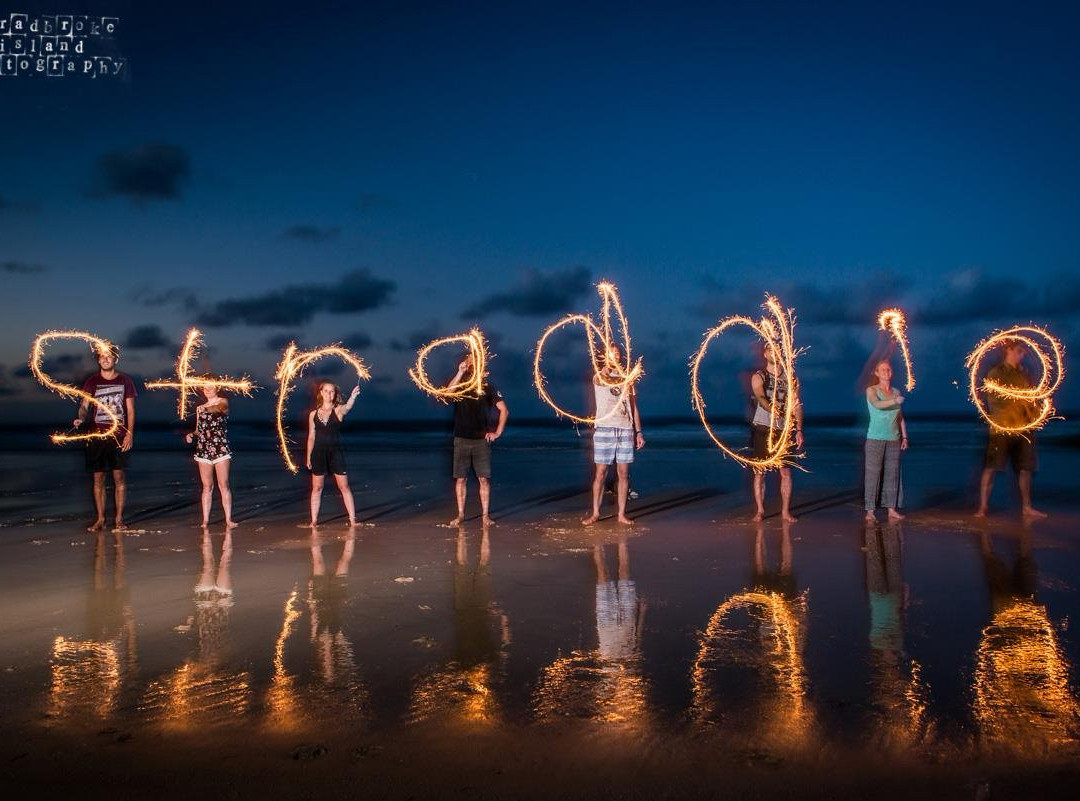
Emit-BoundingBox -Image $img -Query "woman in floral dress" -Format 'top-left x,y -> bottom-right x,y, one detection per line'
185,382 -> 237,528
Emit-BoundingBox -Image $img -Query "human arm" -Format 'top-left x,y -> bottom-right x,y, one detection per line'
899,411 -> 908,451
751,372 -> 771,414
629,386 -> 645,449
73,397 -> 89,428
336,385 -> 361,420
792,390 -> 805,450
305,411 -> 315,470
121,397 -> 135,451
866,386 -> 904,409
485,399 -> 509,442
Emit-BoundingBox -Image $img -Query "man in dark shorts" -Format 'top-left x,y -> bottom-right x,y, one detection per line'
975,340 -> 1046,519
72,344 -> 137,532
448,354 -> 508,527
749,344 -> 804,522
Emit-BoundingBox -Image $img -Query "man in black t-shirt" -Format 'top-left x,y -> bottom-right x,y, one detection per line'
448,354 -> 508,527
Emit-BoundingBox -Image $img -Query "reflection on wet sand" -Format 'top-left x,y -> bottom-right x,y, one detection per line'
533,537 -> 649,729
691,521 -> 811,751
140,529 -> 251,728
974,527 -> 1080,757
266,528 -> 366,731
48,531 -> 137,722
410,525 -> 510,725
863,522 -> 931,749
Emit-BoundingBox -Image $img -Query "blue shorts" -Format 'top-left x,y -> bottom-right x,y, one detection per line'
593,427 -> 635,465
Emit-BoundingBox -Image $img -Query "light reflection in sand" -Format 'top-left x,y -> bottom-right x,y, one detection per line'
532,538 -> 649,730
140,529 -> 251,728
409,526 -> 511,725
974,529 -> 1080,757
690,522 -> 811,750
48,532 -> 136,722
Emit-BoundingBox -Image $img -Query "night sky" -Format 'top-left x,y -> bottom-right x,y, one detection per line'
2,0 -> 1078,423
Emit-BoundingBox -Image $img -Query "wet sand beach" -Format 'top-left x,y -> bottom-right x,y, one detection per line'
1,421 -> 1078,799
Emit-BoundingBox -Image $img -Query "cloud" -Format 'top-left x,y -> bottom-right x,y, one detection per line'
94,142 -> 190,200
0,364 -> 19,396
124,325 -> 171,350
132,286 -> 200,311
14,353 -> 88,380
2,260 -> 46,274
462,266 -> 593,319
281,224 -> 342,243
389,321 -> 443,352
264,333 -> 302,352
342,331 -> 373,351
197,268 -> 396,328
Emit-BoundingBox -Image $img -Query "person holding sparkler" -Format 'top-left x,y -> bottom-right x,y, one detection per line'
582,344 -> 644,526
72,343 -> 137,532
305,381 -> 361,527
750,344 -> 803,523
864,360 -> 908,522
184,381 -> 238,529
975,340 -> 1046,520
447,352 -> 508,527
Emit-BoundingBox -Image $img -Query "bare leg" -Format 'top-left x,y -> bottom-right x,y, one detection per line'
334,474 -> 357,526
478,476 -> 493,526
195,528 -> 215,591
450,477 -> 467,526
198,460 -> 215,526
309,475 -> 325,527
780,468 -> 797,523
1018,470 -> 1047,518
616,463 -> 633,525
618,538 -> 630,580
975,468 -> 994,517
215,459 -> 236,527
583,464 -> 607,525
112,469 -> 127,530
89,472 -> 106,531
752,470 -> 765,521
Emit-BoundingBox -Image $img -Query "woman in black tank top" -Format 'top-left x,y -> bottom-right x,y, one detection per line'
305,381 -> 361,527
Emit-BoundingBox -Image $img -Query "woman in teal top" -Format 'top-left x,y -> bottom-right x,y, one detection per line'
864,360 -> 908,522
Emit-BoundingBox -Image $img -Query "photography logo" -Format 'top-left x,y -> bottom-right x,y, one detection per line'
0,13 -> 127,78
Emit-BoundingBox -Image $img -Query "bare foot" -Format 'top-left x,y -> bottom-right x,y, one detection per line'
617,515 -> 634,526
112,521 -> 129,533
448,517 -> 463,527
481,516 -> 495,527
1023,506 -> 1048,519
973,508 -> 988,519
87,519 -> 105,532
581,514 -> 599,526
225,520 -> 239,529
782,513 -> 798,523
347,519 -> 358,528
299,521 -> 317,529
887,509 -> 905,521
752,511 -> 764,522
865,511 -> 877,523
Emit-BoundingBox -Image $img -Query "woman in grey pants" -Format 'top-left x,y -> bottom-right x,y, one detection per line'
865,360 -> 908,522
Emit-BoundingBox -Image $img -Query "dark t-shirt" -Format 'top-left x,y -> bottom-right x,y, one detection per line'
81,372 -> 138,434
453,383 -> 503,439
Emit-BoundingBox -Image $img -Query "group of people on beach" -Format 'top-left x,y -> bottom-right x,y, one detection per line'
67,336 -> 1047,533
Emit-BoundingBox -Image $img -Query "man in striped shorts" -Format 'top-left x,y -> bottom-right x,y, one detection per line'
582,346 -> 644,526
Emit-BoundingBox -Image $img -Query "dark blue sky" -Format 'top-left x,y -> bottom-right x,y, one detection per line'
2,0 -> 1078,421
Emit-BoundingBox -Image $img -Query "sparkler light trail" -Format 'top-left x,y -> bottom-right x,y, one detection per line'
29,330 -> 120,444
145,328 -> 255,418
274,343 -> 371,473
877,309 -> 915,392
533,281 -> 644,425
689,295 -> 803,469
966,325 -> 1065,435
408,328 -> 490,402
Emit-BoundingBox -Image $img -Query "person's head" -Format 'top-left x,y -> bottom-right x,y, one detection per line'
1002,339 -> 1026,367
316,381 -> 341,406
201,382 -> 220,400
94,343 -> 120,373
602,344 -> 622,370
761,342 -> 778,368
871,360 -> 893,386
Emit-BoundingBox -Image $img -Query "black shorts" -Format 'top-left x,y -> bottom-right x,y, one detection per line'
453,437 -> 491,479
749,424 -> 777,460
85,437 -> 129,473
984,433 -> 1037,473
310,446 -> 347,476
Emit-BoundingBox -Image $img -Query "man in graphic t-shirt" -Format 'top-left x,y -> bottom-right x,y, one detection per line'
448,353 -> 508,527
72,344 -> 137,532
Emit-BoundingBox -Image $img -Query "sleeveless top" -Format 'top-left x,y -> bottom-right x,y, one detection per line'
194,410 -> 231,461
312,407 -> 343,450
752,369 -> 790,429
594,379 -> 634,430
866,387 -> 901,441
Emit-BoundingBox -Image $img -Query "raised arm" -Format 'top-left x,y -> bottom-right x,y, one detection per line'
866,386 -> 904,409
336,385 -> 361,420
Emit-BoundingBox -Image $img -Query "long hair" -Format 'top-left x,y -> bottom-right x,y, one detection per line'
314,381 -> 342,407
866,359 -> 891,388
